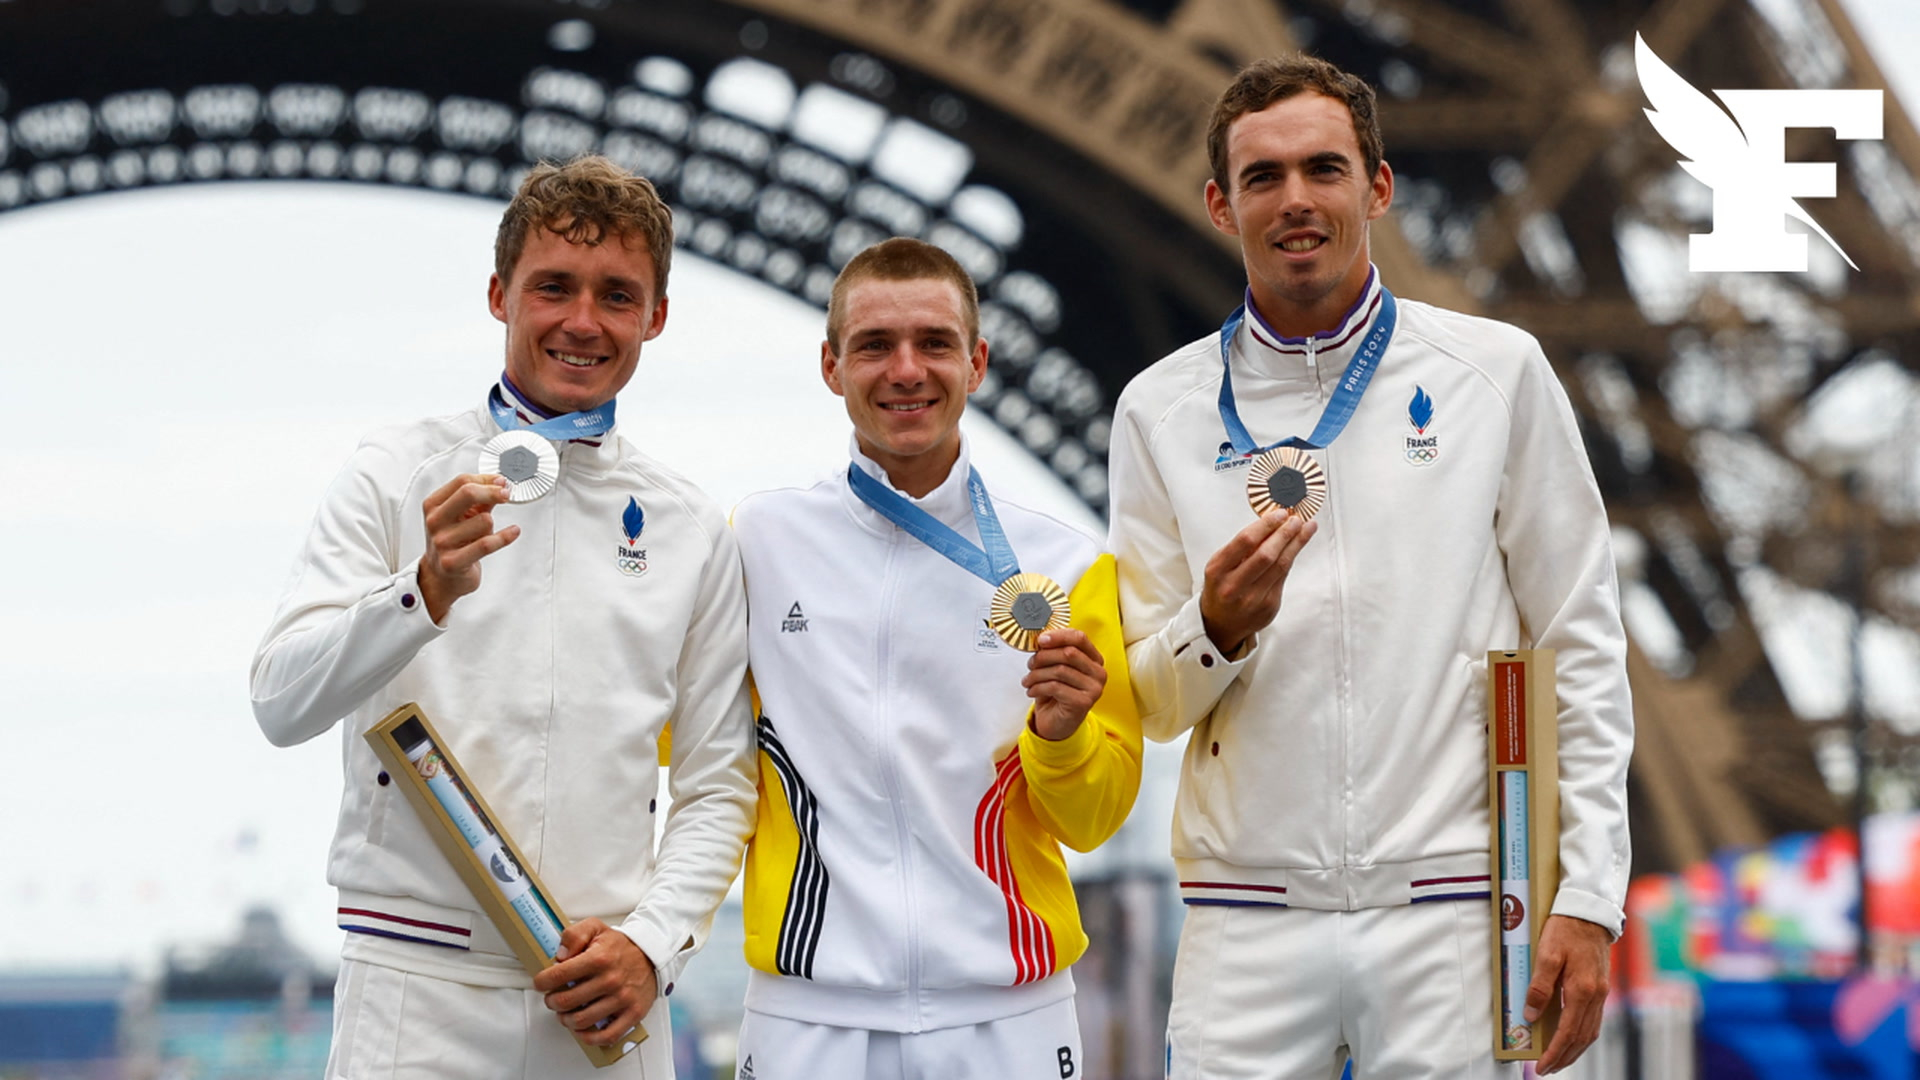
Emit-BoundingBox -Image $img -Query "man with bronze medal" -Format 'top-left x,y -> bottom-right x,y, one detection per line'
251,157 -> 756,1078
728,239 -> 1143,1079
1106,57 -> 1633,1078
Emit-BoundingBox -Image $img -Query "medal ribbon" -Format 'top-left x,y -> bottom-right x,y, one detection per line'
488,381 -> 616,441
1217,288 -> 1397,456
847,464 -> 1020,586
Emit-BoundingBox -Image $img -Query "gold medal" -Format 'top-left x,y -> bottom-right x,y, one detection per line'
987,572 -> 1070,652
1246,447 -> 1328,520
478,430 -> 560,503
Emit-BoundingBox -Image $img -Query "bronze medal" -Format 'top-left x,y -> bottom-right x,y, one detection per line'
1246,447 -> 1327,521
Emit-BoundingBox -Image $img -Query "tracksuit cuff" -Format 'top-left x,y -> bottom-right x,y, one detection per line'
617,913 -> 690,995
1021,709 -> 1100,770
1550,887 -> 1625,941
1172,595 -> 1256,677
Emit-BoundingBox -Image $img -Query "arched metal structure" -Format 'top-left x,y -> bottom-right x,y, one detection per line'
6,0 -> 1918,876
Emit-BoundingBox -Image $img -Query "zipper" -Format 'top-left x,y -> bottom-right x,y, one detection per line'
1316,342 -> 1358,891
536,441 -> 564,871
871,535 -> 923,1025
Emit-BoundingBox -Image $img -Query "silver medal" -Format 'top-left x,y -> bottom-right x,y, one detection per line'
478,429 -> 560,503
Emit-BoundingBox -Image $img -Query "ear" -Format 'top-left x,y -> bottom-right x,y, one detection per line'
487,273 -> 508,324
1204,178 -> 1240,237
821,339 -> 846,397
1366,160 -> 1394,222
965,337 -> 989,395
642,295 -> 669,342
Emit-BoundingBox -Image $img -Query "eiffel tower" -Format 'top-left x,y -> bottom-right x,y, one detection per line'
3,0 -> 1916,876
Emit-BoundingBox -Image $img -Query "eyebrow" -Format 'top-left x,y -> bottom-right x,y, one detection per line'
848,324 -> 964,342
524,268 -> 646,292
1238,150 -> 1350,183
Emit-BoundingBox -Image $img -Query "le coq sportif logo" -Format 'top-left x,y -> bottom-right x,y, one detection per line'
1636,32 -> 1882,273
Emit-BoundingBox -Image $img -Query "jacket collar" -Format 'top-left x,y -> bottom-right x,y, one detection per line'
1237,265 -> 1384,382
484,378 -> 619,466
842,432 -> 981,541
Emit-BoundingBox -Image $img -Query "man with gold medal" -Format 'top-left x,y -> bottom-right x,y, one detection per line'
1107,56 -> 1633,1079
728,238 -> 1143,1079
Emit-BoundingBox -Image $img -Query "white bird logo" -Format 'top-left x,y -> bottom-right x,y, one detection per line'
1635,32 -> 1862,270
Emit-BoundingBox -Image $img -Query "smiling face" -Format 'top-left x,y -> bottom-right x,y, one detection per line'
486,224 -> 668,416
824,276 -> 989,497
1205,91 -> 1393,338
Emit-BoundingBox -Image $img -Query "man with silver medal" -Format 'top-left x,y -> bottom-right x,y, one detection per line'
728,239 -> 1143,1080
1106,56 -> 1633,1079
250,156 -> 756,1078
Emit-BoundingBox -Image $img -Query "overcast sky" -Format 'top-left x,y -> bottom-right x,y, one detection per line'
0,0 -> 1916,974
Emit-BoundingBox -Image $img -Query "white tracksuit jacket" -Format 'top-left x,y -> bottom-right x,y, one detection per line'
250,387 -> 757,991
731,440 -> 1143,1032
1107,270 -> 1632,934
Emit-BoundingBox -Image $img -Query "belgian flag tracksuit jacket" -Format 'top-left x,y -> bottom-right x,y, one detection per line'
731,439 -> 1143,1032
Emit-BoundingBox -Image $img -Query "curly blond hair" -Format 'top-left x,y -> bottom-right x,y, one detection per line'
494,155 -> 675,295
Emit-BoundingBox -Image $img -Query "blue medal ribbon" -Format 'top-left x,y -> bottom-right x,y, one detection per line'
847,463 -> 1020,586
1217,288 -> 1397,456
487,379 -> 616,441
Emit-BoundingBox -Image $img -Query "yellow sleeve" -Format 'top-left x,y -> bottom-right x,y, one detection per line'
1017,553 -> 1145,852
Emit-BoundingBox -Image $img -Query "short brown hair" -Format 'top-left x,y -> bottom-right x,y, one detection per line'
1206,55 -> 1385,194
825,237 -> 979,354
494,155 -> 675,296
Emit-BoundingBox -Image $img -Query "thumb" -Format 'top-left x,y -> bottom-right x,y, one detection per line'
554,918 -> 599,962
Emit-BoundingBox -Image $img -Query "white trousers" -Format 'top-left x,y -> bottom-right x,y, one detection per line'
735,997 -> 1083,1080
1167,900 -> 1515,1080
323,957 -> 674,1079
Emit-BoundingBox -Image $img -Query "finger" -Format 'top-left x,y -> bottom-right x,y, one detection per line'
535,952 -> 599,997
581,1002 -> 649,1046
1024,666 -> 1104,702
543,971 -> 610,1014
1549,974 -> 1607,1073
421,473 -> 487,516
559,981 -> 629,1033
1026,645 -> 1105,682
1231,513 -> 1309,587
1536,999 -> 1598,1075
428,477 -> 513,529
557,919 -> 600,961
1523,949 -> 1563,1024
1208,511 -> 1289,575
433,505 -> 501,550
435,522 -> 521,576
1033,630 -> 1102,667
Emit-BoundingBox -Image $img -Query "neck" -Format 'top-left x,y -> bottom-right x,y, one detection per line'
859,436 -> 961,498
500,373 -> 563,419
1246,263 -> 1377,341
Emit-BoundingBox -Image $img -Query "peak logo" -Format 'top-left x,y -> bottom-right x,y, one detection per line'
1636,33 -> 1881,272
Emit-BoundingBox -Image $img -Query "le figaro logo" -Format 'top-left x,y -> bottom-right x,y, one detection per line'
616,496 -> 648,577
1636,32 -> 1881,273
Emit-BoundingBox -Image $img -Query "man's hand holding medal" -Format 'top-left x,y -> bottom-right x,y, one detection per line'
417,472 -> 522,624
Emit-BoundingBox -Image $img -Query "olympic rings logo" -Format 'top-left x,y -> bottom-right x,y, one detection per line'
617,557 -> 649,577
1405,446 -> 1440,464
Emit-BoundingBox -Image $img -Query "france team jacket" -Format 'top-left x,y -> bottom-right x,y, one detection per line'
1107,270 -> 1633,935
731,440 -> 1144,1032
249,391 -> 757,990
